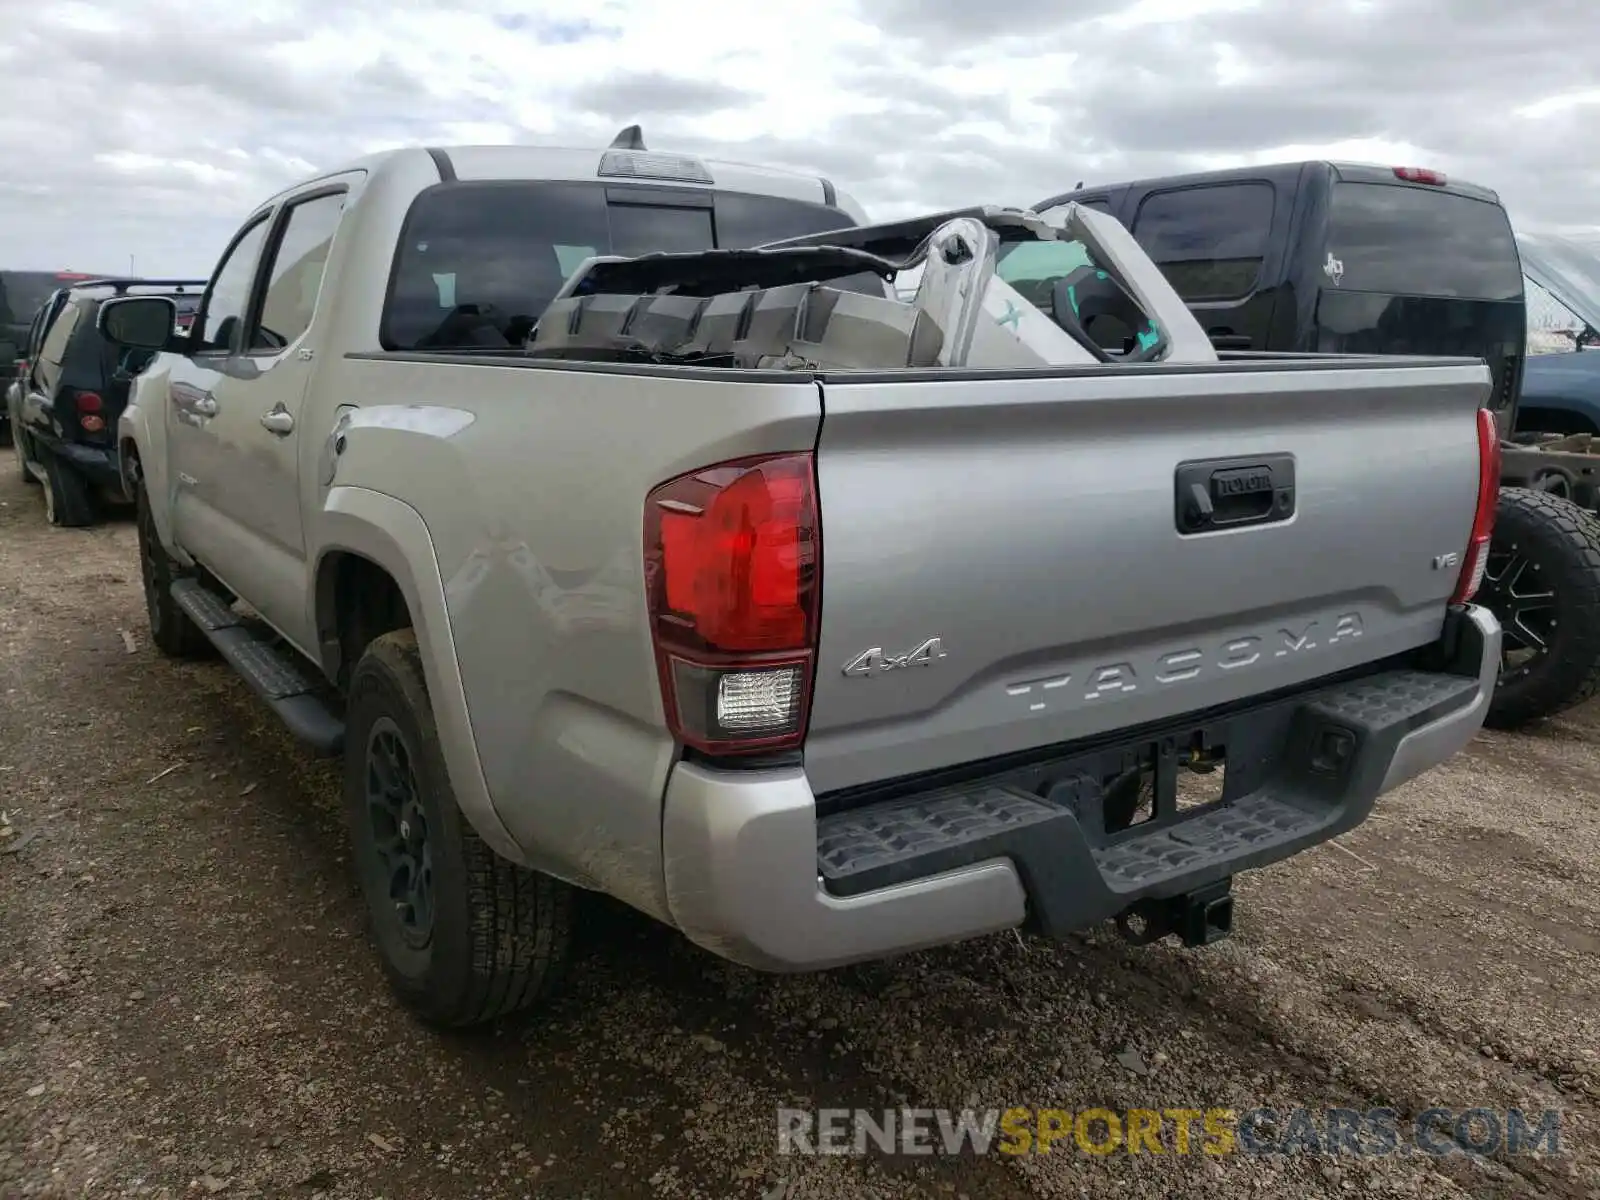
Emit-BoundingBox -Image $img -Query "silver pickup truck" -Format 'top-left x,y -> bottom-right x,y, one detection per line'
100,135 -> 1502,1029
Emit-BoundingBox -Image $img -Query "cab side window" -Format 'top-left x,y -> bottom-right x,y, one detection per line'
197,217 -> 272,354
1131,184 -> 1274,303
251,191 -> 347,352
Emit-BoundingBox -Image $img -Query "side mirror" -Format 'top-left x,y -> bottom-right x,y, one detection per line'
98,296 -> 183,351
1577,324 -> 1600,351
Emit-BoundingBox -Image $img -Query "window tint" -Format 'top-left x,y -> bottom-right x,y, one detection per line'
1132,184 -> 1274,302
386,183 -> 611,352
253,192 -> 347,351
610,204 -> 713,256
1327,183 -> 1522,301
712,192 -> 886,295
199,217 -> 271,352
382,183 -> 868,350
713,192 -> 854,249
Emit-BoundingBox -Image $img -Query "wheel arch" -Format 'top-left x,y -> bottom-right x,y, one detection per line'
315,486 -> 527,866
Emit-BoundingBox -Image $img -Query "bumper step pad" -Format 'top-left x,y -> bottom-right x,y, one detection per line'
170,579 -> 345,755
815,668 -> 1479,936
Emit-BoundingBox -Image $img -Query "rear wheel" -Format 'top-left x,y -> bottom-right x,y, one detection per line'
14,427 -> 37,485
40,451 -> 97,527
344,630 -> 572,1027
1480,487 -> 1600,729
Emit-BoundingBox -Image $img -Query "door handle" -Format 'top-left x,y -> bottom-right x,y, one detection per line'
260,405 -> 294,436
192,397 -> 218,417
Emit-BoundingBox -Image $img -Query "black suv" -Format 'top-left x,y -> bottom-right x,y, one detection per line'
1033,162 -> 1600,730
10,278 -> 204,525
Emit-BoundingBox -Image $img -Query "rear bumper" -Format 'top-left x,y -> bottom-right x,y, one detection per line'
661,604 -> 1499,972
48,441 -> 122,490
20,418 -> 122,491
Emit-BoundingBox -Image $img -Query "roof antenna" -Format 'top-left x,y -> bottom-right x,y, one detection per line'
1073,180 -> 1084,190
610,124 -> 646,151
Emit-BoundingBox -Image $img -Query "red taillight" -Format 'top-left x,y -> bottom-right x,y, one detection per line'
644,452 -> 820,754
1451,407 -> 1501,605
75,391 -> 103,413
1393,166 -> 1446,186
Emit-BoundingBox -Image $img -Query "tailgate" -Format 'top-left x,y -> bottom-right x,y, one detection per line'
803,358 -> 1490,795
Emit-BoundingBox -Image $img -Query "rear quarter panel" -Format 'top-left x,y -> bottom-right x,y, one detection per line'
313,355 -> 821,917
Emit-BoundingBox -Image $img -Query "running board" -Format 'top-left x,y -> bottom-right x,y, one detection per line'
169,578 -> 346,756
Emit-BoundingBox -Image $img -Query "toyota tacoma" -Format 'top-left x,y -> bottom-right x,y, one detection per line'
100,133 -> 1502,1028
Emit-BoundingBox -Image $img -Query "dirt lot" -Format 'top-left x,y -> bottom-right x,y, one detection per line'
2,469 -> 1599,1200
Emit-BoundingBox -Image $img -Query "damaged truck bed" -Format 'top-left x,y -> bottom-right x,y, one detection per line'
529,205 -> 1217,370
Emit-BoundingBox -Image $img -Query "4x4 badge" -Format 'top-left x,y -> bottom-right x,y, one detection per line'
842,637 -> 947,678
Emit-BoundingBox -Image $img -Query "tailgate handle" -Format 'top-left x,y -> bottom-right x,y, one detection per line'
1175,454 -> 1296,535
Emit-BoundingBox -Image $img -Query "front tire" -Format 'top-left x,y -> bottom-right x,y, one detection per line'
1480,487 -> 1600,729
344,630 -> 572,1028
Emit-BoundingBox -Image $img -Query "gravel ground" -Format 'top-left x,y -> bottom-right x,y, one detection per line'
3,467 -> 1599,1200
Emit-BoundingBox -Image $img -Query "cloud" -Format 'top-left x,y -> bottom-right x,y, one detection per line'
0,0 -> 1594,277
567,72 -> 756,122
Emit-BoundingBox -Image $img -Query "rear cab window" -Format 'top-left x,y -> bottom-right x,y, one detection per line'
1130,183 -> 1275,302
381,183 -> 863,352
1325,183 -> 1522,300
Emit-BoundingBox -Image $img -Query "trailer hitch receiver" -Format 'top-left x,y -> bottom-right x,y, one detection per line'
1114,878 -> 1234,948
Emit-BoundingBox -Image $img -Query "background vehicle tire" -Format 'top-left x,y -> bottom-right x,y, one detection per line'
344,629 -> 572,1028
136,482 -> 212,659
13,427 -> 37,485
40,451 -> 97,527
1480,487 -> 1600,729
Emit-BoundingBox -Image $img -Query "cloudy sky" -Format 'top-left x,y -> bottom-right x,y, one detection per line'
0,0 -> 1595,275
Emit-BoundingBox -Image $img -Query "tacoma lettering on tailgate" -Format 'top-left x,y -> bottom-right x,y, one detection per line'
1006,612 -> 1365,711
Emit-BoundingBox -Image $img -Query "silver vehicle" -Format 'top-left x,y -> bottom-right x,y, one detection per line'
100,133 -> 1501,1028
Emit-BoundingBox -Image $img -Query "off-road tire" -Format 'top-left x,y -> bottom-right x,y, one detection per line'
40,450 -> 97,527
344,629 -> 572,1028
135,482 -> 212,659
1482,487 -> 1600,729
